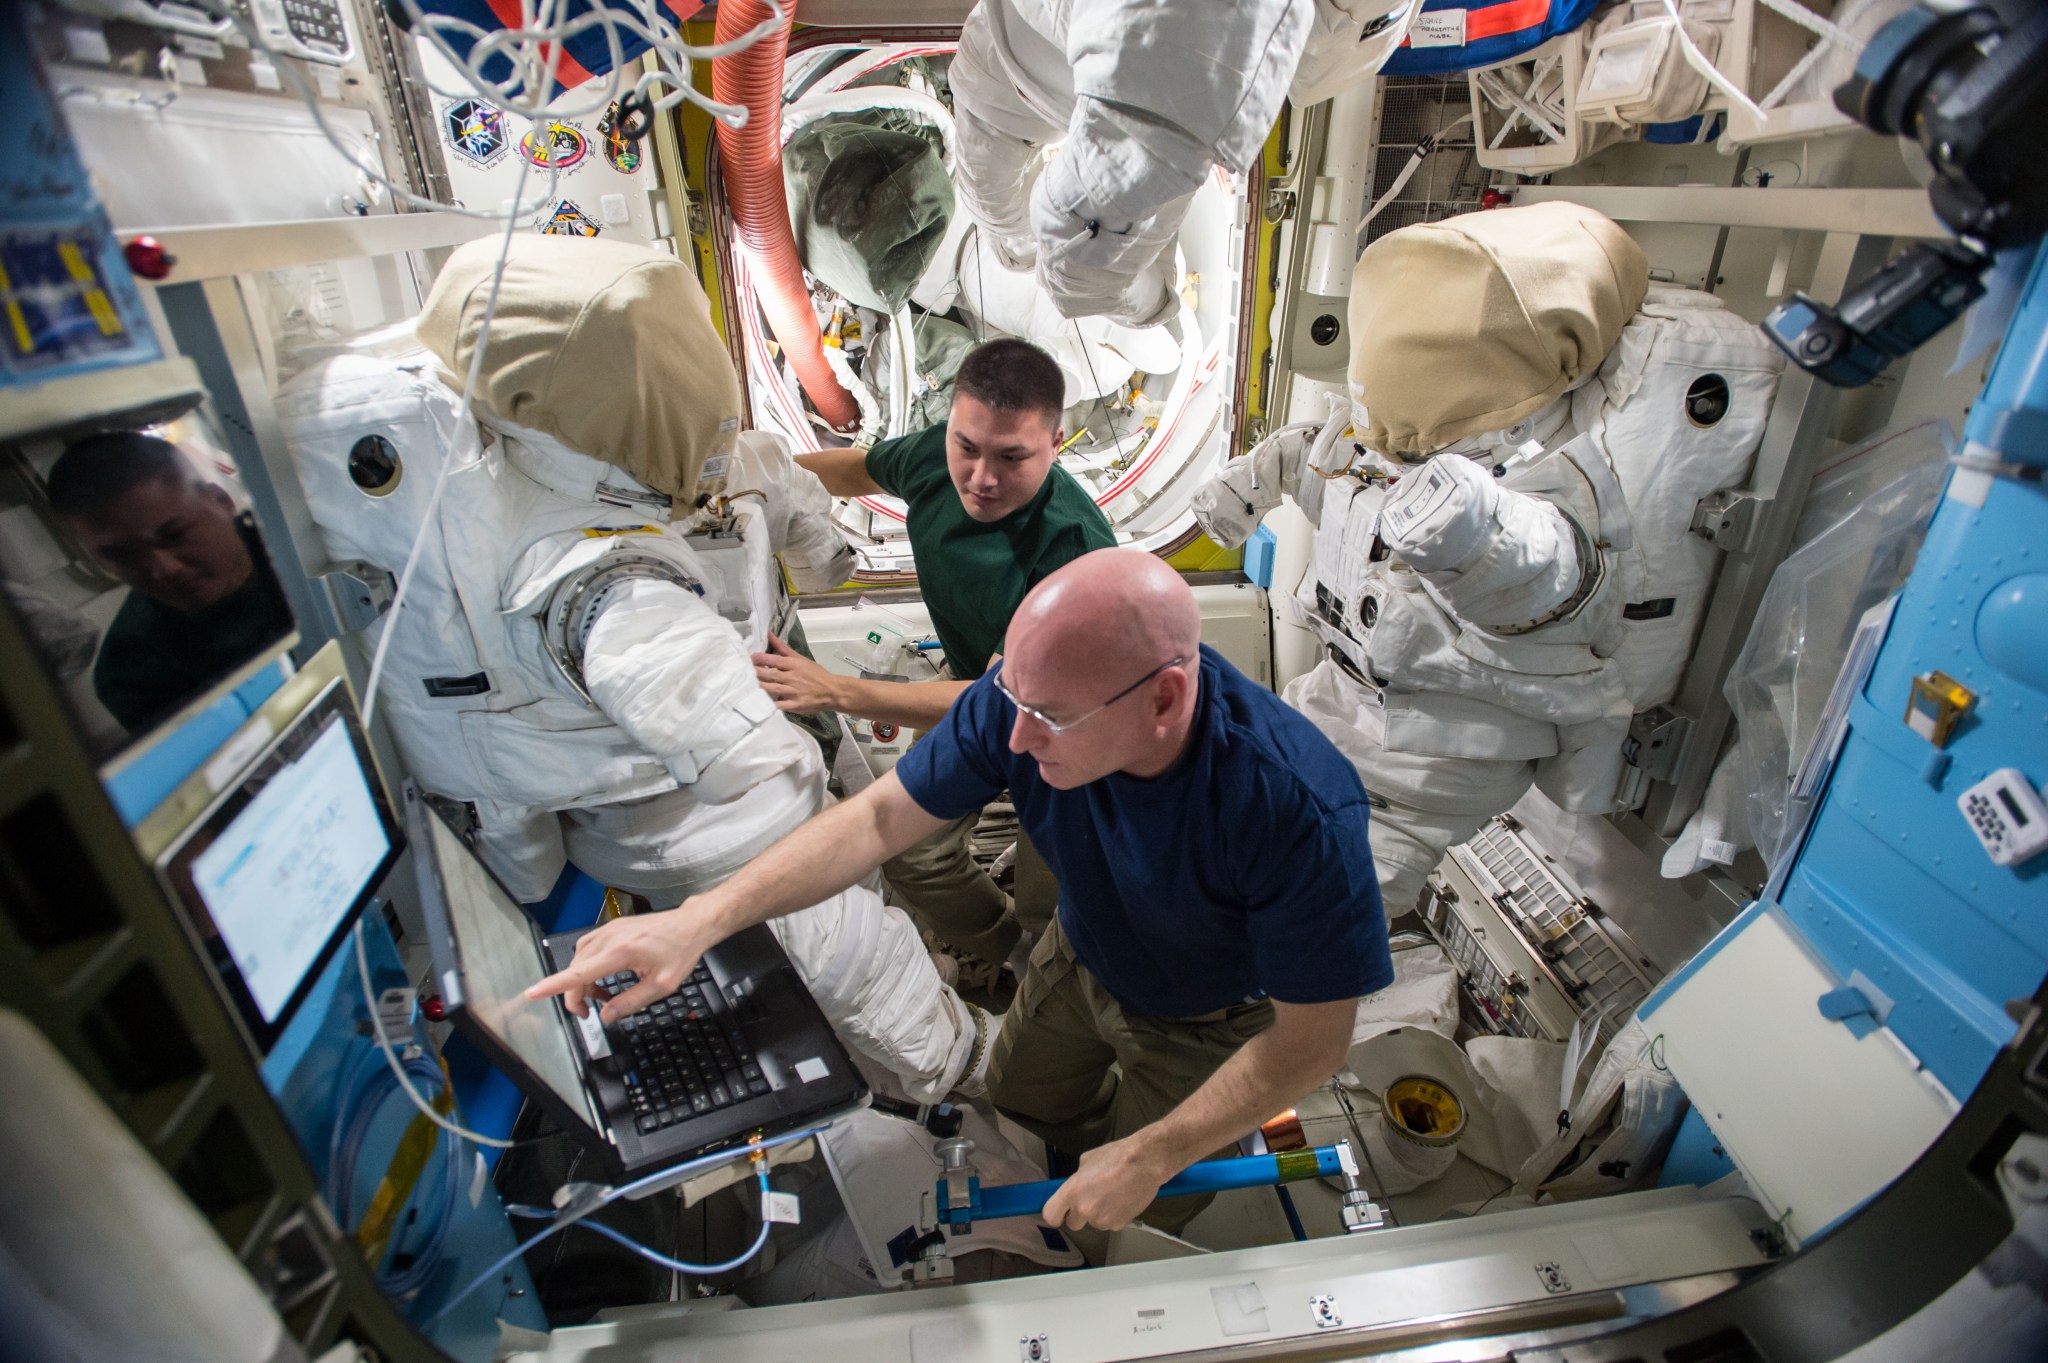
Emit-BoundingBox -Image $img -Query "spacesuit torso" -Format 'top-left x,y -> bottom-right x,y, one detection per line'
1196,285 -> 1782,906
276,332 -> 989,1103
277,338 -> 842,901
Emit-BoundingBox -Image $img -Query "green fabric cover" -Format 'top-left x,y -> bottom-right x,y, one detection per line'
864,421 -> 1116,680
784,116 -> 955,313
906,315 -> 975,429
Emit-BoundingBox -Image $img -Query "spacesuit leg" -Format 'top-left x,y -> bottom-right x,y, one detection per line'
562,764 -> 985,1102
765,885 -> 985,1105
881,812 -> 1020,968
951,1 -> 1063,272
1364,794 -> 1526,915
1283,661 -> 1538,914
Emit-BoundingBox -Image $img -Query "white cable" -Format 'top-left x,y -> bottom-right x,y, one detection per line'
190,0 -> 795,224
890,305 -> 916,436
427,1127 -> 820,1324
353,918 -> 517,1148
359,146 -> 533,728
189,0 -> 560,222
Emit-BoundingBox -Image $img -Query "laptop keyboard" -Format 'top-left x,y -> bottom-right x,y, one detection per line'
595,966 -> 772,1136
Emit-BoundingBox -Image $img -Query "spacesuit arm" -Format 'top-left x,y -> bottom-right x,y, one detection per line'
730,431 -> 858,592
1030,0 -> 1311,274
580,577 -> 813,805
1376,452 -> 1588,633
528,769 -> 946,1021
1191,399 -> 1355,547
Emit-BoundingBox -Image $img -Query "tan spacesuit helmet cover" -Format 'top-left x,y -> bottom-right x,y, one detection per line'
418,235 -> 740,502
1347,201 -> 1649,458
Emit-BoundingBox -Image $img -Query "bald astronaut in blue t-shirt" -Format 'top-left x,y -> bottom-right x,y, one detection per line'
533,548 -> 1392,1233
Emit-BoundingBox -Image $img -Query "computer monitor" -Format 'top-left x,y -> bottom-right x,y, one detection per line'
410,794 -> 601,1135
155,677 -> 403,1054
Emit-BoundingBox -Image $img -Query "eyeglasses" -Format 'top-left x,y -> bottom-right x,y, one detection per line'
993,656 -> 1186,737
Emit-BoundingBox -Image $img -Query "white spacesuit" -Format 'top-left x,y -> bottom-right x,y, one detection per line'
276,236 -> 990,1101
948,0 -> 1419,327
1193,203 -> 1783,908
948,0 -> 1314,326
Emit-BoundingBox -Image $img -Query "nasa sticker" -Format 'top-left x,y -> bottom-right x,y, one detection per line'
521,118 -> 591,174
539,200 -> 602,238
443,98 -> 510,170
598,102 -> 643,175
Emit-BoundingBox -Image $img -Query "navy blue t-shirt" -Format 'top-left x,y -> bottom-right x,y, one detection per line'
895,645 -> 1393,1017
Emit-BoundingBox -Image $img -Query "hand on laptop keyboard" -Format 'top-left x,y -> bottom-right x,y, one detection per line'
526,900 -> 730,1023
594,966 -> 774,1135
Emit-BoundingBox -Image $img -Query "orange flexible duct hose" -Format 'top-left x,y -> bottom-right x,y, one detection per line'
712,0 -> 860,433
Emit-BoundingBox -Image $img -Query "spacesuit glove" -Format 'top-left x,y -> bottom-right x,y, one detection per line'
526,897 -> 732,1024
729,432 -> 858,591
1190,420 -> 1322,548
1375,451 -> 1502,570
1039,1134 -> 1180,1234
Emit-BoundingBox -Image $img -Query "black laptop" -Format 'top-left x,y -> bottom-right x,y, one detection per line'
406,786 -> 866,1183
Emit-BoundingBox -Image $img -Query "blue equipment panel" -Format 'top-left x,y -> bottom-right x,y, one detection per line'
1763,247 -> 2048,1102
266,912 -> 546,1360
1,10 -> 163,386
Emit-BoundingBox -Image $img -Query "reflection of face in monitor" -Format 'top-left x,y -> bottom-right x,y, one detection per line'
157,680 -> 403,1053
52,432 -> 254,611
420,807 -> 598,1129
32,430 -> 295,741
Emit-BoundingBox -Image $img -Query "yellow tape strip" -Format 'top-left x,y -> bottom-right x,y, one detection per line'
4,302 -> 29,357
83,289 -> 123,337
57,241 -> 96,285
1273,1148 -> 1321,1183
354,1062 -> 461,1267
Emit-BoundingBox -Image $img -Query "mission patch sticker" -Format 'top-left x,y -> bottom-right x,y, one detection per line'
442,98 -> 509,169
538,199 -> 601,237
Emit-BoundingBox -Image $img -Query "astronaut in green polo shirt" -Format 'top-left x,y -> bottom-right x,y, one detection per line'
753,338 -> 1115,980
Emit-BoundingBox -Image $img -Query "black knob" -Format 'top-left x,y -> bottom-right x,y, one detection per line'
925,1103 -> 964,1138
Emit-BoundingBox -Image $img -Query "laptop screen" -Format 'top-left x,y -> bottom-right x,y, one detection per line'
417,803 -> 600,1133
157,679 -> 403,1053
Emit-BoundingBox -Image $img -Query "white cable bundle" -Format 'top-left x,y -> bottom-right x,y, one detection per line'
151,1 -> 795,724
170,0 -> 794,222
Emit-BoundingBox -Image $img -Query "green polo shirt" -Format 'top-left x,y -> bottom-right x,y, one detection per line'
866,422 -> 1115,680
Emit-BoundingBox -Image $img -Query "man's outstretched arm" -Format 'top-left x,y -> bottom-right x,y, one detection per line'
796,448 -> 884,498
526,770 -> 945,1022
753,633 -> 972,730
1039,996 -> 1357,1233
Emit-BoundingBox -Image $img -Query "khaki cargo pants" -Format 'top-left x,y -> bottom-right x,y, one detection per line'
882,802 -> 1058,968
986,917 -> 1275,1234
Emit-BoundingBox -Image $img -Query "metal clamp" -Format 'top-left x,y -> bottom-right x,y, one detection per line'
1690,490 -> 1768,552
1622,707 -> 1693,783
318,561 -> 395,633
